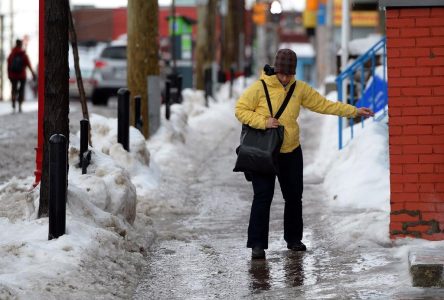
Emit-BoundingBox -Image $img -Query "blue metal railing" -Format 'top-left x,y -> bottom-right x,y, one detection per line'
336,37 -> 387,150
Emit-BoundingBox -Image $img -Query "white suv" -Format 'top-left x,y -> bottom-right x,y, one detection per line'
91,40 -> 127,105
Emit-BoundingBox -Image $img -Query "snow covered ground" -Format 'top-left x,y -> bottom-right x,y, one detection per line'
0,78 -> 443,298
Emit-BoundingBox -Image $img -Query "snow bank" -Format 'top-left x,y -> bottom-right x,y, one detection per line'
304,90 -> 390,248
323,119 -> 390,211
0,114 -> 151,295
0,216 -> 126,297
305,91 -> 390,212
339,33 -> 383,56
0,79 -> 242,299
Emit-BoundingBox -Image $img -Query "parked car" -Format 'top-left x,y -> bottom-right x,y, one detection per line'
69,68 -> 95,99
90,40 -> 127,105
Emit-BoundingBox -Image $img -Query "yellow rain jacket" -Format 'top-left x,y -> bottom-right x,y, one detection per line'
235,73 -> 358,153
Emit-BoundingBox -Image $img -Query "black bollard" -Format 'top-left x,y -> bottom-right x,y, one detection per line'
82,150 -> 91,175
165,80 -> 171,120
79,119 -> 89,167
217,68 -> 226,83
48,134 -> 67,240
134,95 -> 143,131
204,67 -> 212,107
117,88 -> 130,151
230,67 -> 235,98
244,64 -> 251,88
167,73 -> 179,104
177,74 -> 183,104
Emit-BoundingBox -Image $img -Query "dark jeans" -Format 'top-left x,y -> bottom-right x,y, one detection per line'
11,79 -> 26,107
247,146 -> 303,249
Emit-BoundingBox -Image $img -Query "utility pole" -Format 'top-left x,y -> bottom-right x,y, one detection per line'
195,0 -> 208,90
127,0 -> 159,138
222,0 -> 238,72
315,0 -> 327,85
341,0 -> 351,103
219,0 -> 227,75
237,0 -> 245,74
326,0 -> 335,76
316,0 -> 336,83
252,1 -> 267,74
170,0 -> 176,72
269,0 -> 281,66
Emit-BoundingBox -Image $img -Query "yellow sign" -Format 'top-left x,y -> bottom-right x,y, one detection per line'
252,3 -> 268,25
333,11 -> 379,27
306,0 -> 319,11
303,10 -> 317,28
333,0 -> 378,27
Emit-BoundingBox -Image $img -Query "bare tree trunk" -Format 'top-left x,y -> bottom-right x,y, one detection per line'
194,2 -> 207,90
205,0 -> 217,65
236,0 -> 245,72
68,7 -> 91,145
127,0 -> 159,138
38,0 -> 70,218
222,0 -> 243,72
195,0 -> 217,90
222,0 -> 234,71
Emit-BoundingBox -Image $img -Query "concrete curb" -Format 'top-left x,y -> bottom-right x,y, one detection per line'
409,248 -> 444,288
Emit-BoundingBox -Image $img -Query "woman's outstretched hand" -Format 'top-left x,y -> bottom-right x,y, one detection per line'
356,107 -> 375,118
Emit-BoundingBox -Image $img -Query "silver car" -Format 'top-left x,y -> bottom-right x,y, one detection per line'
91,40 -> 127,105
69,68 -> 95,99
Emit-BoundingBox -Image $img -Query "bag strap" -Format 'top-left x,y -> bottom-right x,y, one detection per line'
260,80 -> 273,116
275,82 -> 296,119
260,80 -> 296,120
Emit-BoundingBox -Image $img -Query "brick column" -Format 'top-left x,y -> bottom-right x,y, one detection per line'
386,7 -> 444,240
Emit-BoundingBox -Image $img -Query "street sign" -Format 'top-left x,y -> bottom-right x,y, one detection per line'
252,3 -> 267,25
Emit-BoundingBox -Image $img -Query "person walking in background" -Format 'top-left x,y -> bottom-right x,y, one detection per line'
7,39 -> 36,113
235,49 -> 374,259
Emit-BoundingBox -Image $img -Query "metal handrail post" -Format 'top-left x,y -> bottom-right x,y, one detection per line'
349,73 -> 354,140
360,64 -> 365,128
337,77 -> 343,150
371,53 -> 376,121
383,40 -> 387,116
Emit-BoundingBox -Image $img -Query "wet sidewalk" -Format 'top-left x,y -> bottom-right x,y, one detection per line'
133,108 -> 444,299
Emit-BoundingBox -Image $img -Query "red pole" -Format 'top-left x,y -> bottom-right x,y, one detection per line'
34,0 -> 45,187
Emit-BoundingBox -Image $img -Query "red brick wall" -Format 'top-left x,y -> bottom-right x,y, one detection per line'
112,8 -> 127,40
72,9 -> 115,43
386,7 -> 444,240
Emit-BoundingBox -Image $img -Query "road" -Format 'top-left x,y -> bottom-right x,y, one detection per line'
0,98 -> 117,185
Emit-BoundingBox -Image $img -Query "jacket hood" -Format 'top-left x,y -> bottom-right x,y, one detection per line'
259,70 -> 296,89
11,47 -> 25,55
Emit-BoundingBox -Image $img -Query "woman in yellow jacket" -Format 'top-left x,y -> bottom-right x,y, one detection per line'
235,49 -> 374,259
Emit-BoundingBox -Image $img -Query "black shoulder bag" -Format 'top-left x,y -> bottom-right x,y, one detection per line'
233,80 -> 296,176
